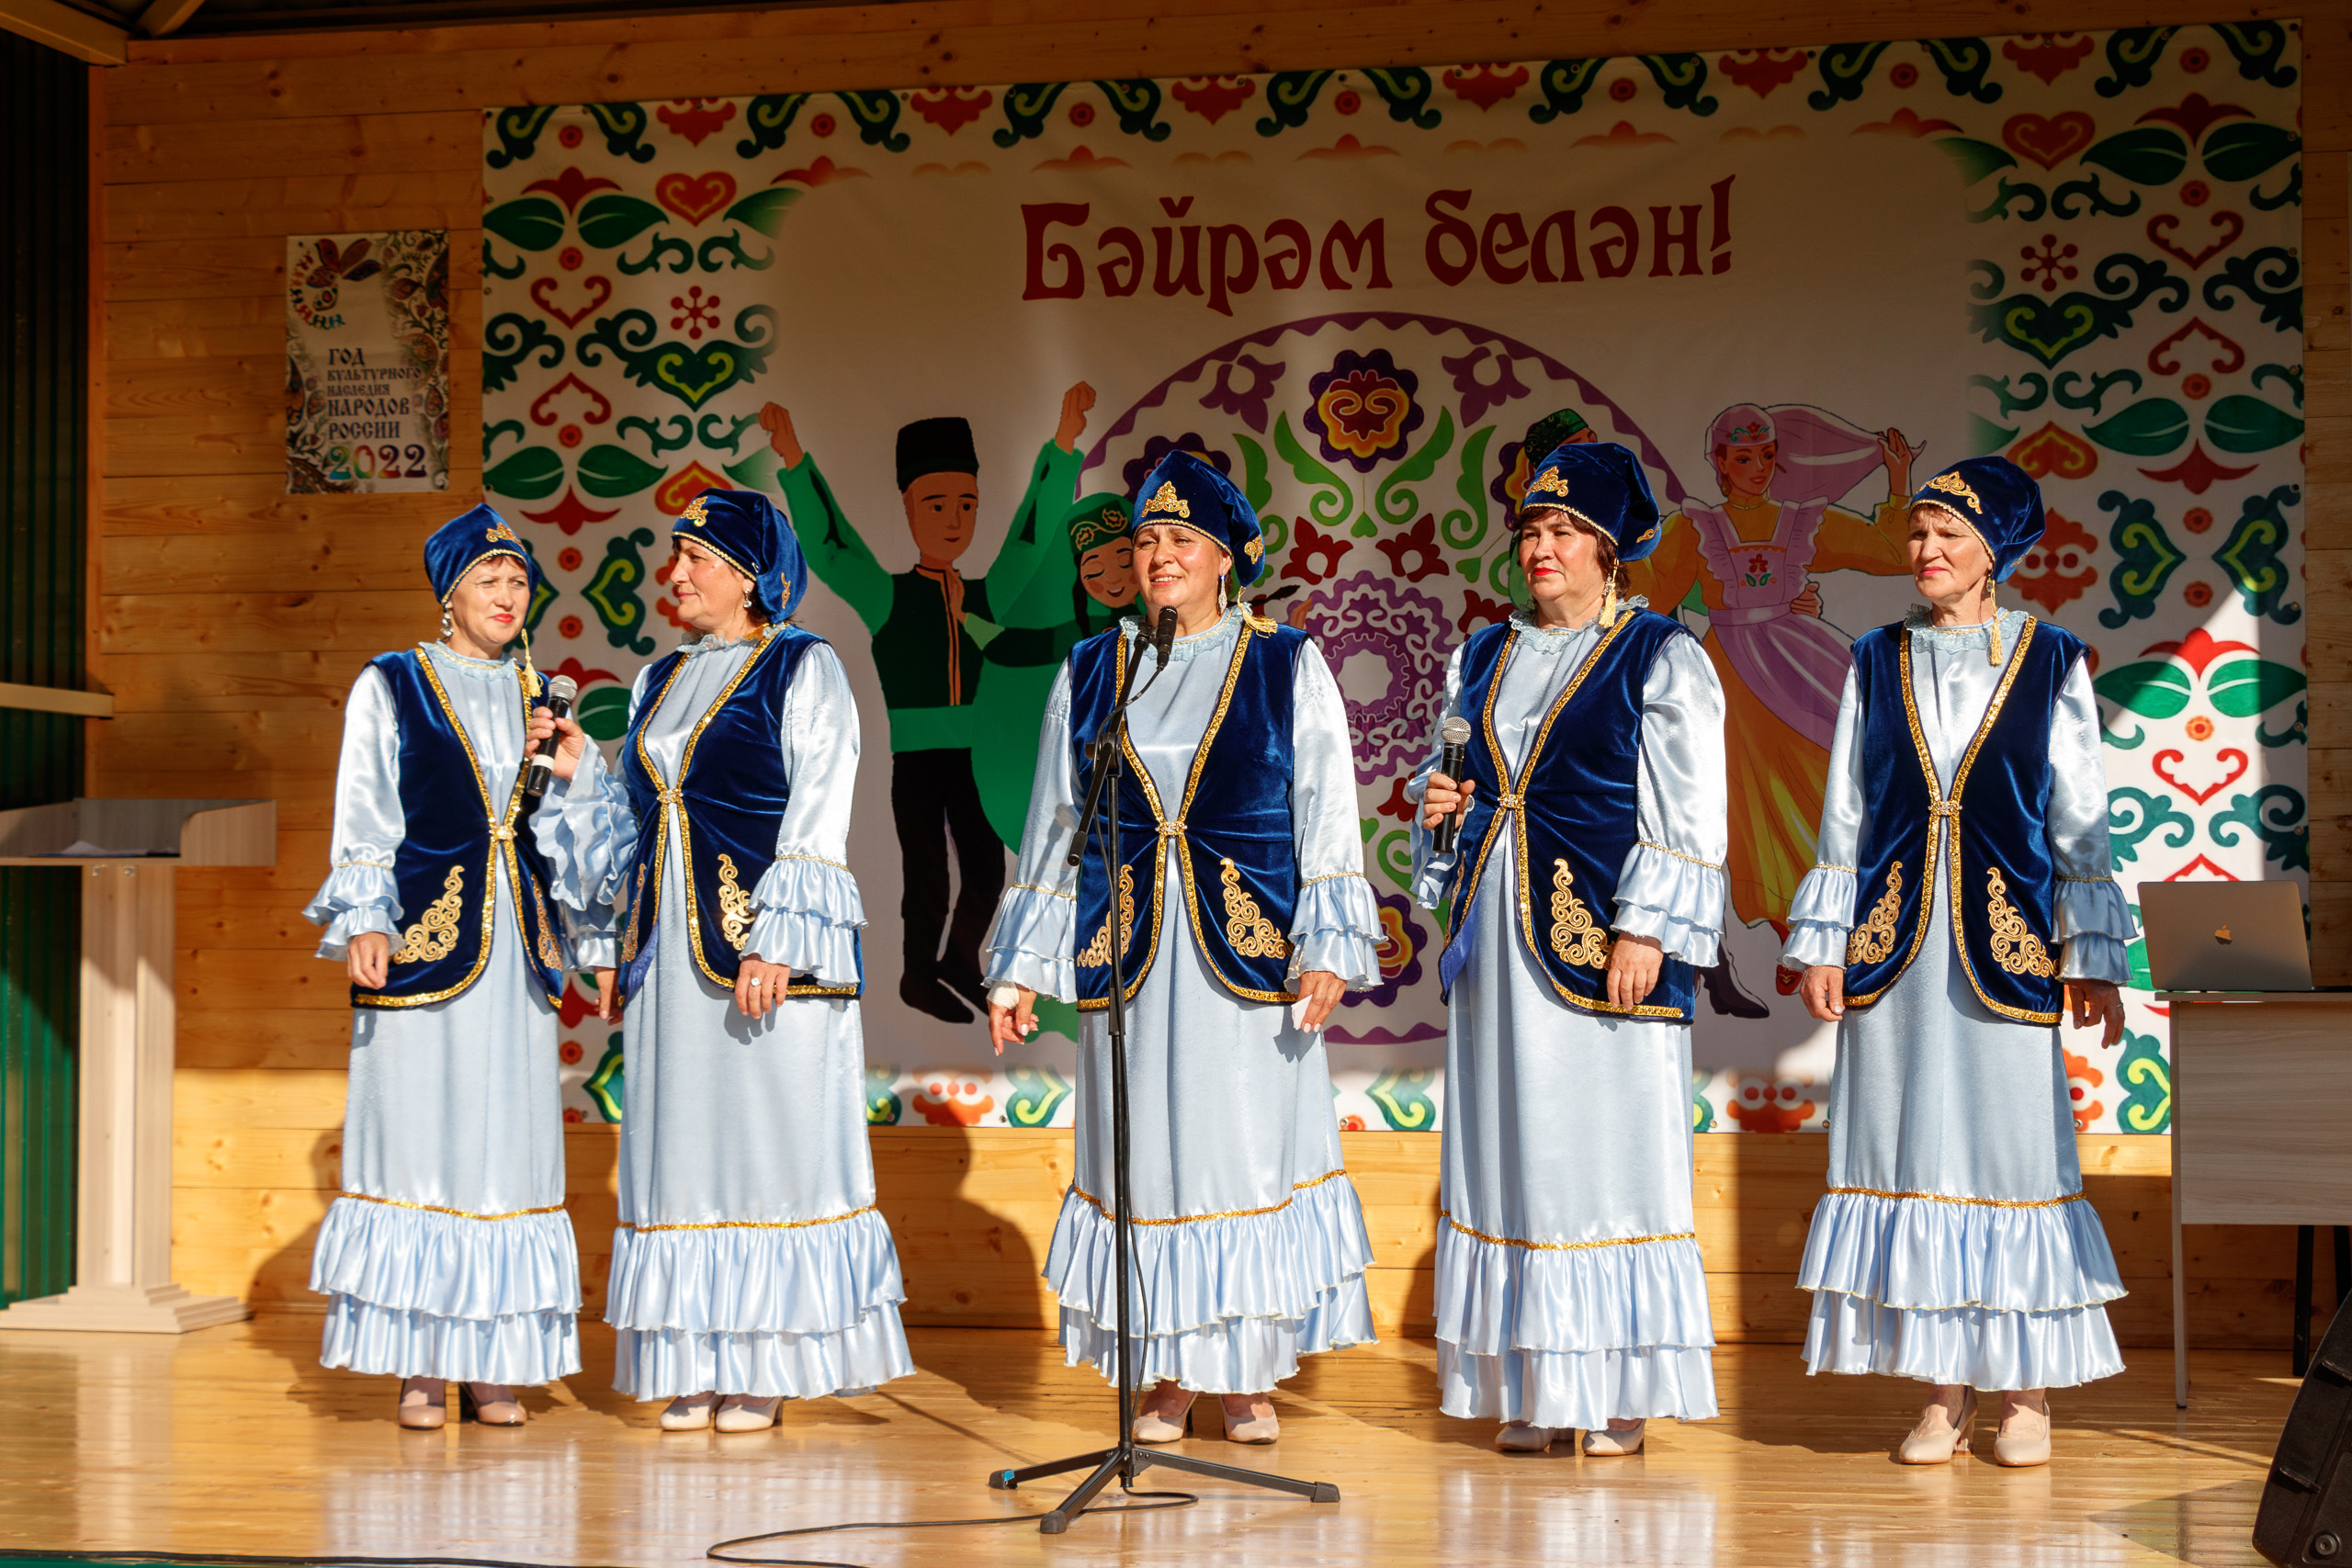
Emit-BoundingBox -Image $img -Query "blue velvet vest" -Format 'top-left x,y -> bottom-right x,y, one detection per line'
1069,615 -> 1306,1009
1842,615 -> 2078,1025
616,626 -> 862,1002
358,649 -> 568,1010
1439,610 -> 1696,1022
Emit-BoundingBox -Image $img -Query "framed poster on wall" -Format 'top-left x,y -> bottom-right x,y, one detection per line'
286,229 -> 451,493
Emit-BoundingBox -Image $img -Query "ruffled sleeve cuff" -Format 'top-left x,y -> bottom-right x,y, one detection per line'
1611,841 -> 1726,968
2055,874 -> 2138,944
1780,864 -> 1859,972
303,863 -> 401,960
529,748 -> 630,913
983,882 -> 1079,1002
1289,873 -> 1383,988
2061,931 -> 2131,984
742,856 -> 866,987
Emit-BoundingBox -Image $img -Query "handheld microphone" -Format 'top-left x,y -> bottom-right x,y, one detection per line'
1432,715 -> 1474,855
521,674 -> 578,804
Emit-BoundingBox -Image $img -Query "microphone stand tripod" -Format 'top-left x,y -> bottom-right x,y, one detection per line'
986,616 -> 1340,1535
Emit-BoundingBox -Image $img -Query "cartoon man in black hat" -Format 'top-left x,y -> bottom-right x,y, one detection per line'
759,386 -> 1092,1023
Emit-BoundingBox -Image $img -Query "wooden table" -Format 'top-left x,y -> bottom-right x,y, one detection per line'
2166,990 -> 2352,1406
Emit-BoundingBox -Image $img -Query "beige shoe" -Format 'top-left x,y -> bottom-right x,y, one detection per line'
1220,1393 -> 1278,1444
1583,1419 -> 1646,1457
1896,1386 -> 1975,1465
396,1377 -> 447,1430
1133,1381 -> 1194,1444
715,1394 -> 782,1433
1495,1421 -> 1556,1453
659,1392 -> 717,1431
1993,1391 -> 2052,1468
462,1383 -> 526,1427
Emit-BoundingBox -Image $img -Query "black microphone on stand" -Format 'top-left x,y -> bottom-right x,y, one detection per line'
1432,715 -> 1473,855
1065,606 -> 1179,867
521,674 -> 577,804
1146,602 -> 1178,664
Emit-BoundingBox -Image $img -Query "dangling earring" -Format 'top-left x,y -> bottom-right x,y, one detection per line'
1600,577 -> 1620,630
438,605 -> 454,640
741,587 -> 752,608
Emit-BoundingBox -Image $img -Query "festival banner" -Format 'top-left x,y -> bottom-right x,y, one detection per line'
287,230 -> 453,493
482,24 -> 2306,1134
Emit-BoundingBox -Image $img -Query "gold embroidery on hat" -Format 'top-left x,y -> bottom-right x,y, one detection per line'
1546,860 -> 1611,969
1243,535 -> 1263,563
484,518 -> 524,546
1985,865 -> 2055,977
1219,858 -> 1291,960
391,866 -> 466,964
1143,480 -> 1190,521
1847,860 -> 1905,966
680,496 -> 710,527
715,852 -> 754,952
1528,468 -> 1574,498
1077,865 -> 1137,966
1925,471 -> 1983,513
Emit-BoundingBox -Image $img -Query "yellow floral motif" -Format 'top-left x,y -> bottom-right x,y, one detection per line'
1985,866 -> 2056,977
1142,480 -> 1190,522
1220,858 -> 1291,960
391,866 -> 465,964
1847,861 -> 1905,965
715,852 -> 755,951
680,496 -> 709,527
1077,866 -> 1137,966
1925,470 -> 1983,513
1546,859 -> 1611,969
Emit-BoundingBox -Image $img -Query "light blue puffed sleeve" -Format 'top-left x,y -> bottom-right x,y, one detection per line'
304,664 -> 404,960
527,666 -> 650,970
742,643 -> 867,987
1611,632 -> 1729,966
1287,640 -> 1381,987
2049,654 -> 2136,982
1405,643 -> 1468,912
1781,666 -> 1867,972
980,661 -> 1081,1001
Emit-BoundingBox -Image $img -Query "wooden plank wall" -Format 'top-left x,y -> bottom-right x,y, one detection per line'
94,0 -> 2349,1343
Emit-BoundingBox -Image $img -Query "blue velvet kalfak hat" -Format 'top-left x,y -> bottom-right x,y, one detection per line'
1129,449 -> 1267,585
1518,441 -> 1665,563
674,487 -> 808,621
424,503 -> 541,604
1908,457 -> 2045,582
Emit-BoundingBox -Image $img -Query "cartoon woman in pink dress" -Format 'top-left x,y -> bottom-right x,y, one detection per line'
1628,404 -> 1917,957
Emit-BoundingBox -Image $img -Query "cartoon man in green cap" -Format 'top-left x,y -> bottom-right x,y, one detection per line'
758,386 -> 1092,1023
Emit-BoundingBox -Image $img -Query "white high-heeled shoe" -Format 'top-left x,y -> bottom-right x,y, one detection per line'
660,1392 -> 718,1431
1583,1419 -> 1645,1457
1220,1393 -> 1278,1444
715,1393 -> 782,1433
1896,1386 -> 1975,1465
1994,1391 -> 2052,1467
463,1383 -> 526,1427
1494,1421 -> 1556,1453
397,1377 -> 446,1430
1133,1383 -> 1194,1444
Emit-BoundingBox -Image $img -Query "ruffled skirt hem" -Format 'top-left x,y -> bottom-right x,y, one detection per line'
1055,1277 -> 1376,1393
318,1296 -> 582,1385
613,1309 -> 915,1401
1436,1340 -> 1718,1428
1801,1289 -> 2125,1390
1435,1224 -> 1716,1356
1797,1189 -> 2126,1314
605,1208 -> 907,1336
308,1197 -> 582,1319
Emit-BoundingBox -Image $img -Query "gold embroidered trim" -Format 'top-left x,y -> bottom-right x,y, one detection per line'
622,1202 -> 876,1233
1846,860 -> 1904,966
2057,873 -> 2115,885
530,880 -> 564,970
715,852 -> 755,952
1812,862 -> 1858,875
620,861 -> 649,967
1142,479 -> 1190,521
1442,1212 -> 1697,1252
1825,1186 -> 2085,1209
1922,470 -> 1983,513
391,866 -> 466,964
1985,865 -> 2056,977
1545,859 -> 1611,969
1219,858 -> 1291,960
1076,865 -> 1136,967
770,852 -> 848,872
336,858 -> 395,870
1634,840 -> 1724,870
1070,1168 -> 1343,1225
1300,871 -> 1364,887
339,1190 -> 565,1223
1011,881 -> 1075,901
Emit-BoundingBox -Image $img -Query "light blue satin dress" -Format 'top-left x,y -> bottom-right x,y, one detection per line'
546,632 -> 914,1401
983,607 -> 1385,1393
304,644 -> 582,1386
1408,608 -> 1727,1430
1781,609 -> 2137,1390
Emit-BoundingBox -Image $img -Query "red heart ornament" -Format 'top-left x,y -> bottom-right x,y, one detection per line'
655,171 -> 738,225
2145,210 -> 2245,271
530,274 -> 611,328
2153,746 -> 2248,806
2000,111 -> 2098,170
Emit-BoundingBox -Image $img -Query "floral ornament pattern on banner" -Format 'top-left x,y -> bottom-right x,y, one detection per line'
486,26 -> 2302,1134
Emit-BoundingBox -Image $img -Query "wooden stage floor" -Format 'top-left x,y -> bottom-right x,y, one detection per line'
0,1314 -> 2301,1567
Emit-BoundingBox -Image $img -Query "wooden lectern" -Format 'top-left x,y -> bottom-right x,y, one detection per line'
0,799 -> 276,1333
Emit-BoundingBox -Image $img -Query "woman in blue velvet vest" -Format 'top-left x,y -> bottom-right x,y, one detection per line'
535,487 -> 913,1432
1782,457 -> 2135,1468
1410,443 -> 1729,1457
304,505 -> 582,1430
981,451 -> 1384,1445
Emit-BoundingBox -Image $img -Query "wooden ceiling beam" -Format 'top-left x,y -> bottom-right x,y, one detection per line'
0,0 -> 126,62
136,0 -> 205,37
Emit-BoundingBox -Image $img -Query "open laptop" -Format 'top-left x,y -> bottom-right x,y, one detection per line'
2137,880 -> 2312,992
